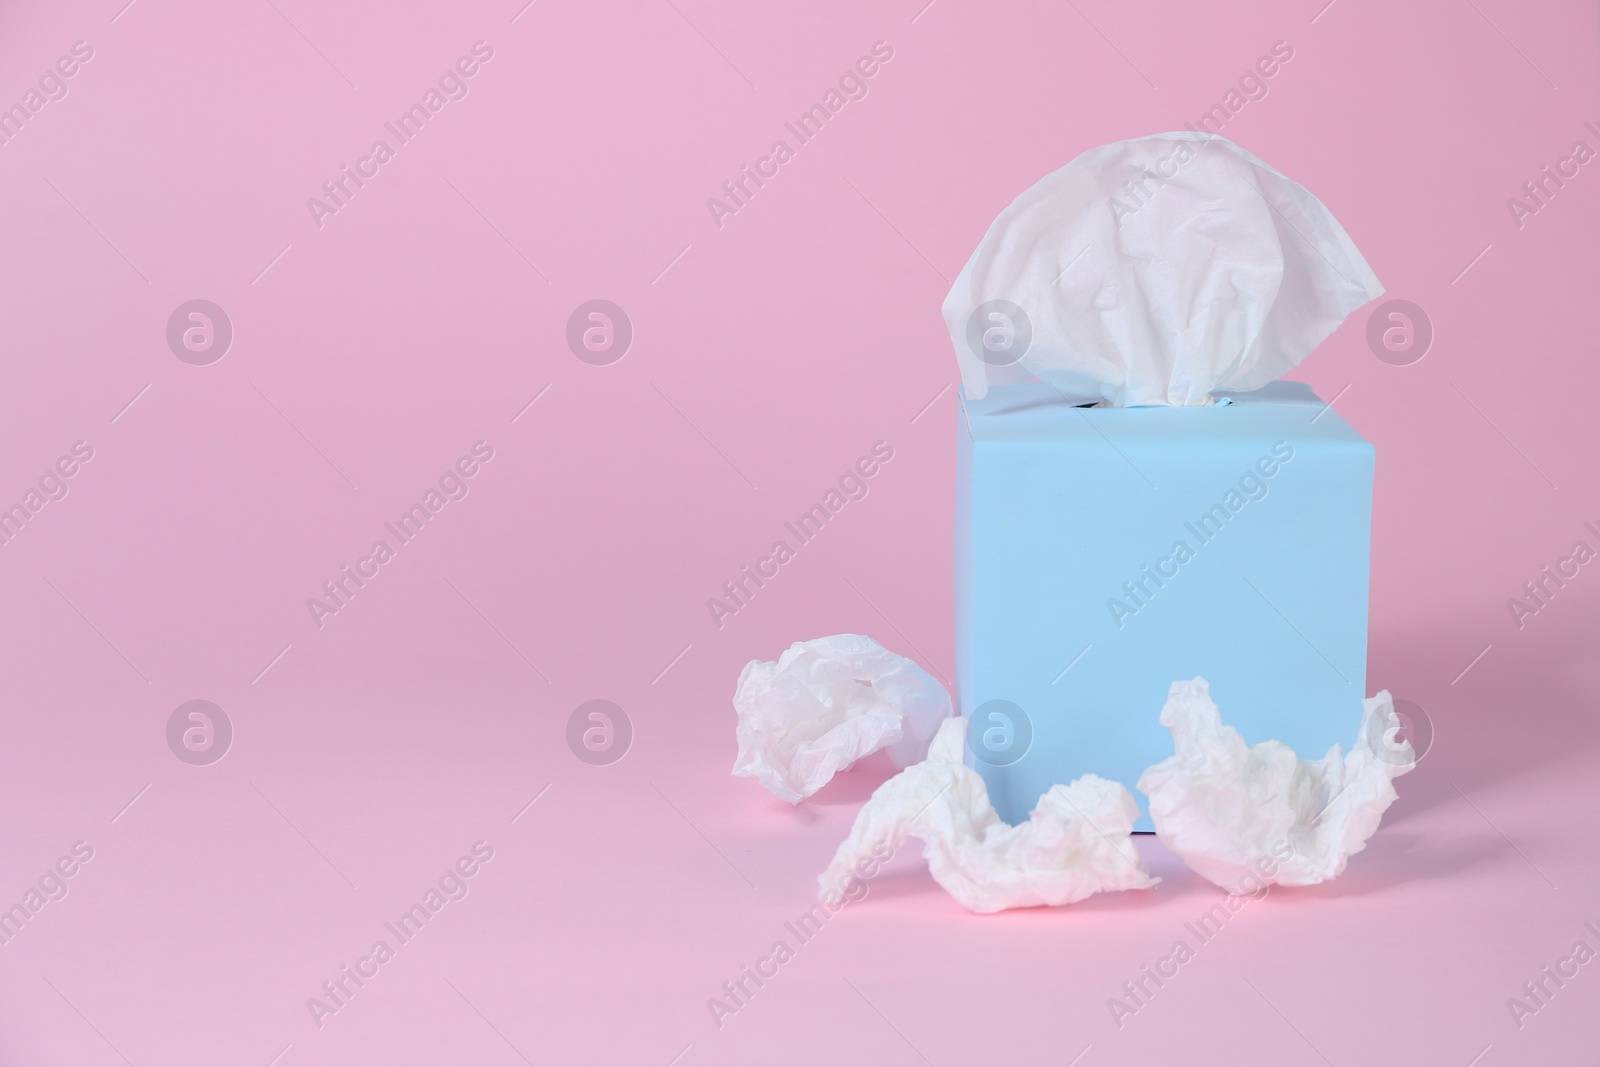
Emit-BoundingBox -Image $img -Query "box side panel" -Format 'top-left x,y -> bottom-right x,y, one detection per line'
954,403 -> 977,722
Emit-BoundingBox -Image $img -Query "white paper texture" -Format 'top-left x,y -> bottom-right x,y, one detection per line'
733,634 -> 952,804
819,717 -> 1157,913
943,133 -> 1384,405
1138,677 -> 1415,890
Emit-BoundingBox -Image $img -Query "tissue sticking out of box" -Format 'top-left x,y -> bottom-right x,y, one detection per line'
942,133 -> 1385,406
733,634 -> 953,804
818,717 -> 1157,913
1138,678 -> 1414,891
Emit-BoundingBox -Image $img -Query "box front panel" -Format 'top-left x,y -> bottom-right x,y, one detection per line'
956,400 -> 1373,828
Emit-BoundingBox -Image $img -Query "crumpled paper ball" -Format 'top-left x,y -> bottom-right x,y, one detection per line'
818,717 -> 1157,913
733,634 -> 952,804
1138,677 -> 1415,890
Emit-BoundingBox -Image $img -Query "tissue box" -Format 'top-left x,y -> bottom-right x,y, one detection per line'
955,381 -> 1373,830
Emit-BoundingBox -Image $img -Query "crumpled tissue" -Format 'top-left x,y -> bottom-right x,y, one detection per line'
818,717 -> 1157,913
942,132 -> 1384,406
1138,677 -> 1414,891
733,634 -> 952,804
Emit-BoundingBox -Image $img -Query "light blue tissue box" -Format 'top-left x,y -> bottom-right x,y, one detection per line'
954,380 -> 1372,830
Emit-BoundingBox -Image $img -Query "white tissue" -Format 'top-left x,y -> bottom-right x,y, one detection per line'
818,717 -> 1156,913
943,132 -> 1384,406
1138,678 -> 1414,891
733,634 -> 952,804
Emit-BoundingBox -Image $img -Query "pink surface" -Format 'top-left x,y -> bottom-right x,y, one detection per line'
1,0 -> 1597,1063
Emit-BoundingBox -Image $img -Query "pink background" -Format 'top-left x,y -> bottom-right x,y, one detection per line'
1,0 -> 1597,1063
